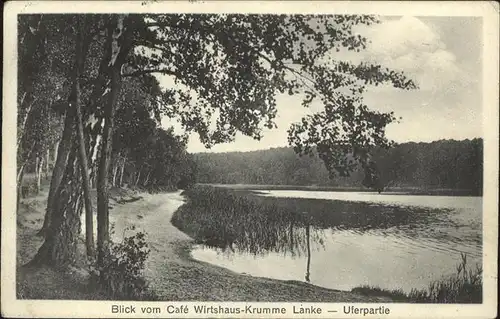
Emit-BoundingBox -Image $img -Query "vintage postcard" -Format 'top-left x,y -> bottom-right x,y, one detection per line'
2,1 -> 498,318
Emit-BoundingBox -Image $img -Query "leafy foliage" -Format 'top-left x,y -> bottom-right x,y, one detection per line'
124,14 -> 416,175
17,15 -> 71,174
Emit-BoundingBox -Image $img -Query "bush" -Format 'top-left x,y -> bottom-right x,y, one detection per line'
90,227 -> 157,300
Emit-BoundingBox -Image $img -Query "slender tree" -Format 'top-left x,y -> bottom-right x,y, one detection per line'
73,16 -> 95,257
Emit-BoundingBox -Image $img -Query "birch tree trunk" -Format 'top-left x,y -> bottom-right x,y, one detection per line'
17,98 -> 38,149
97,14 -> 130,266
118,158 -> 125,187
53,141 -> 59,162
17,165 -> 26,211
16,143 -> 35,209
18,143 -> 35,183
35,157 -> 39,184
143,170 -> 152,187
89,133 -> 102,189
45,148 -> 50,179
134,170 -> 142,187
112,164 -> 119,187
74,18 -> 95,258
38,106 -> 75,237
36,155 -> 43,193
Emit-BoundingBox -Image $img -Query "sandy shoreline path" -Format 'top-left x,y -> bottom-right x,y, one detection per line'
109,191 -> 389,302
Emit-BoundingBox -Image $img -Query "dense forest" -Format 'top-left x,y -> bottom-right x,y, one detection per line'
18,62 -> 195,197
194,138 -> 483,194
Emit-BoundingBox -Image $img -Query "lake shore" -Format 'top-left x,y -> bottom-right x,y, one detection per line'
172,185 -> 482,303
16,187 -> 389,302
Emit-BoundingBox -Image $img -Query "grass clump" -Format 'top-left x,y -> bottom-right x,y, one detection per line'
352,253 -> 482,303
172,185 -> 313,256
423,253 -> 482,303
90,226 -> 158,300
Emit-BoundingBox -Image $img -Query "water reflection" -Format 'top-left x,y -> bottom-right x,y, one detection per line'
189,196 -> 478,260
197,210 -> 326,259
305,223 -> 311,282
173,187 -> 482,291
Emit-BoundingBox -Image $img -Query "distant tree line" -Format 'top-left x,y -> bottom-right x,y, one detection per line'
194,138 -> 483,194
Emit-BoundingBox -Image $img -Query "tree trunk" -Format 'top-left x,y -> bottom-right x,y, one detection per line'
97,75 -> 121,265
91,174 -> 96,189
36,155 -> 43,193
143,170 -> 152,187
53,141 -> 59,162
134,170 -> 142,187
89,133 -> 102,189
35,157 -> 39,193
118,158 -> 125,187
18,98 -> 38,149
97,15 -> 129,266
28,146 -> 83,267
45,148 -> 50,179
74,18 -> 95,258
17,164 -> 26,211
45,99 -> 51,180
17,142 -> 36,208
112,162 -> 119,187
38,103 -> 75,237
18,143 -> 35,181
111,156 -> 119,187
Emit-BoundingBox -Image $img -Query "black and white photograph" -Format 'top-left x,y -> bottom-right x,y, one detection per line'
2,1 -> 498,318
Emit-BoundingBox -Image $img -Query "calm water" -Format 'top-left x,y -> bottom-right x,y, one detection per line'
191,190 -> 482,293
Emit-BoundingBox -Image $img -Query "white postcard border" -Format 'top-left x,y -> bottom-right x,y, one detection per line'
2,1 -> 498,318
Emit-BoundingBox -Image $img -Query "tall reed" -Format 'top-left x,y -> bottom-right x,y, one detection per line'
352,253 -> 482,303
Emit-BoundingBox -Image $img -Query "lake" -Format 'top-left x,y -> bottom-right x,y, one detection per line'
190,190 -> 482,293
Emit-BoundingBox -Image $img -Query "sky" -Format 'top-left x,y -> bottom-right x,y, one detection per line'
161,16 -> 483,153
